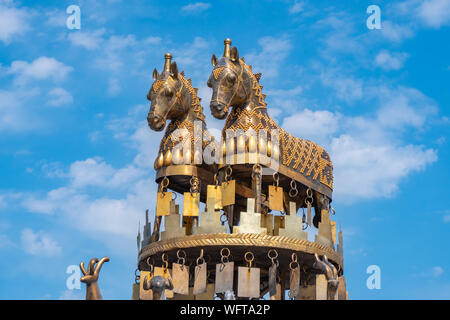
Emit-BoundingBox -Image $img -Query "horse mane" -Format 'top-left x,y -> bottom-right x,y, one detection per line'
241,58 -> 267,108
178,71 -> 206,123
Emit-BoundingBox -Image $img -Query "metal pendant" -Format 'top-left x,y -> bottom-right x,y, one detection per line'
289,267 -> 300,299
172,263 -> 189,295
307,201 -> 312,226
221,180 -> 236,207
193,262 -> 207,295
183,192 -> 200,216
139,270 -> 153,300
268,185 -> 284,212
207,185 -> 222,210
268,263 -> 278,297
156,192 -> 172,216
237,266 -> 260,298
215,261 -> 234,293
269,283 -> 282,300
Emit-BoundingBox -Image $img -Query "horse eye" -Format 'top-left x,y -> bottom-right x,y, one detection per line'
227,73 -> 236,83
165,88 -> 174,98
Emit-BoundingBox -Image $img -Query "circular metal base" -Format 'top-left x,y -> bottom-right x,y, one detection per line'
138,233 -> 342,273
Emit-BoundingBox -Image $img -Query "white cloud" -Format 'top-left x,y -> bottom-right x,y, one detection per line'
181,2 -> 211,14
279,85 -> 439,201
417,0 -> 450,28
380,21 -> 415,43
245,36 -> 292,79
45,9 -> 66,27
281,109 -> 341,145
68,29 -> 106,50
0,2 -> 29,44
0,233 -> 13,248
21,228 -> 61,256
432,266 -> 444,277
289,1 -> 304,14
331,135 -> 437,199
375,50 -> 409,71
46,88 -> 73,107
108,78 -> 121,96
0,89 -> 40,132
68,157 -> 143,189
320,71 -> 363,103
8,57 -> 73,85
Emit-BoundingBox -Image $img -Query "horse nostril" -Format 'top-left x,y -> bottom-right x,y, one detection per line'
210,102 -> 223,112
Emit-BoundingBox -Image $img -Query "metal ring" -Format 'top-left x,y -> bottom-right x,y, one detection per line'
196,249 -> 205,265
244,251 -> 254,263
177,249 -> 186,260
220,247 -> 231,258
289,188 -> 298,198
160,177 -> 169,192
267,249 -> 278,260
291,253 -> 298,263
306,188 -> 313,198
273,172 -> 279,187
290,180 -> 297,190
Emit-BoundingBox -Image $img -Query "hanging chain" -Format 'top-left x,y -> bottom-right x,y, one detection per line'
305,188 -> 313,205
160,176 -> 169,195
289,253 -> 299,270
190,176 -> 200,194
272,172 -> 279,187
219,247 -> 231,272
176,249 -> 186,271
289,179 -> 298,198
224,165 -> 232,182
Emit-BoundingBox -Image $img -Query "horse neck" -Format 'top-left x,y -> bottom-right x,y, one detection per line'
233,65 -> 268,114
167,88 -> 205,133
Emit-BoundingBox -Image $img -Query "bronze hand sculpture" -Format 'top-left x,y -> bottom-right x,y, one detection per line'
80,257 -> 110,300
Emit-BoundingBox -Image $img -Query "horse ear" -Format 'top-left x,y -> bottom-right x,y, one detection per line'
152,68 -> 159,80
230,46 -> 239,63
170,62 -> 178,79
211,54 -> 218,67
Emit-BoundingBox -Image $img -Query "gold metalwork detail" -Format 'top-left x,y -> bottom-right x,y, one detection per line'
152,80 -> 165,93
139,233 -> 341,266
213,66 -> 225,79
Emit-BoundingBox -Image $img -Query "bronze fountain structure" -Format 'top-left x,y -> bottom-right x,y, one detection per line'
80,39 -> 348,301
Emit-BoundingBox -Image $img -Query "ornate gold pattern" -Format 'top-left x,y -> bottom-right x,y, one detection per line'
139,233 -> 341,266
152,80 -> 165,93
223,106 -> 333,189
212,66 -> 225,80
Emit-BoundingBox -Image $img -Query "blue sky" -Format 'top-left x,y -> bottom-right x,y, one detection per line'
0,0 -> 449,299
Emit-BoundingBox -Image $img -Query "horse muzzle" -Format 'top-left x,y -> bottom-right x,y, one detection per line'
147,113 -> 166,131
210,101 -> 228,119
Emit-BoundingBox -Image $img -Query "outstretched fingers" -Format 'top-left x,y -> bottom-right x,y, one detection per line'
88,258 -> 99,274
80,262 -> 88,276
93,256 -> 110,276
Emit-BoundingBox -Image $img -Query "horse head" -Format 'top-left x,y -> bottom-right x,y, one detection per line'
147,53 -> 191,131
207,38 -> 263,120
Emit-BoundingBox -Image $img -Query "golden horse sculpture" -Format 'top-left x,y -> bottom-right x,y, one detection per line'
207,39 -> 333,227
147,53 -> 217,193
80,257 -> 110,300
146,53 -> 218,236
